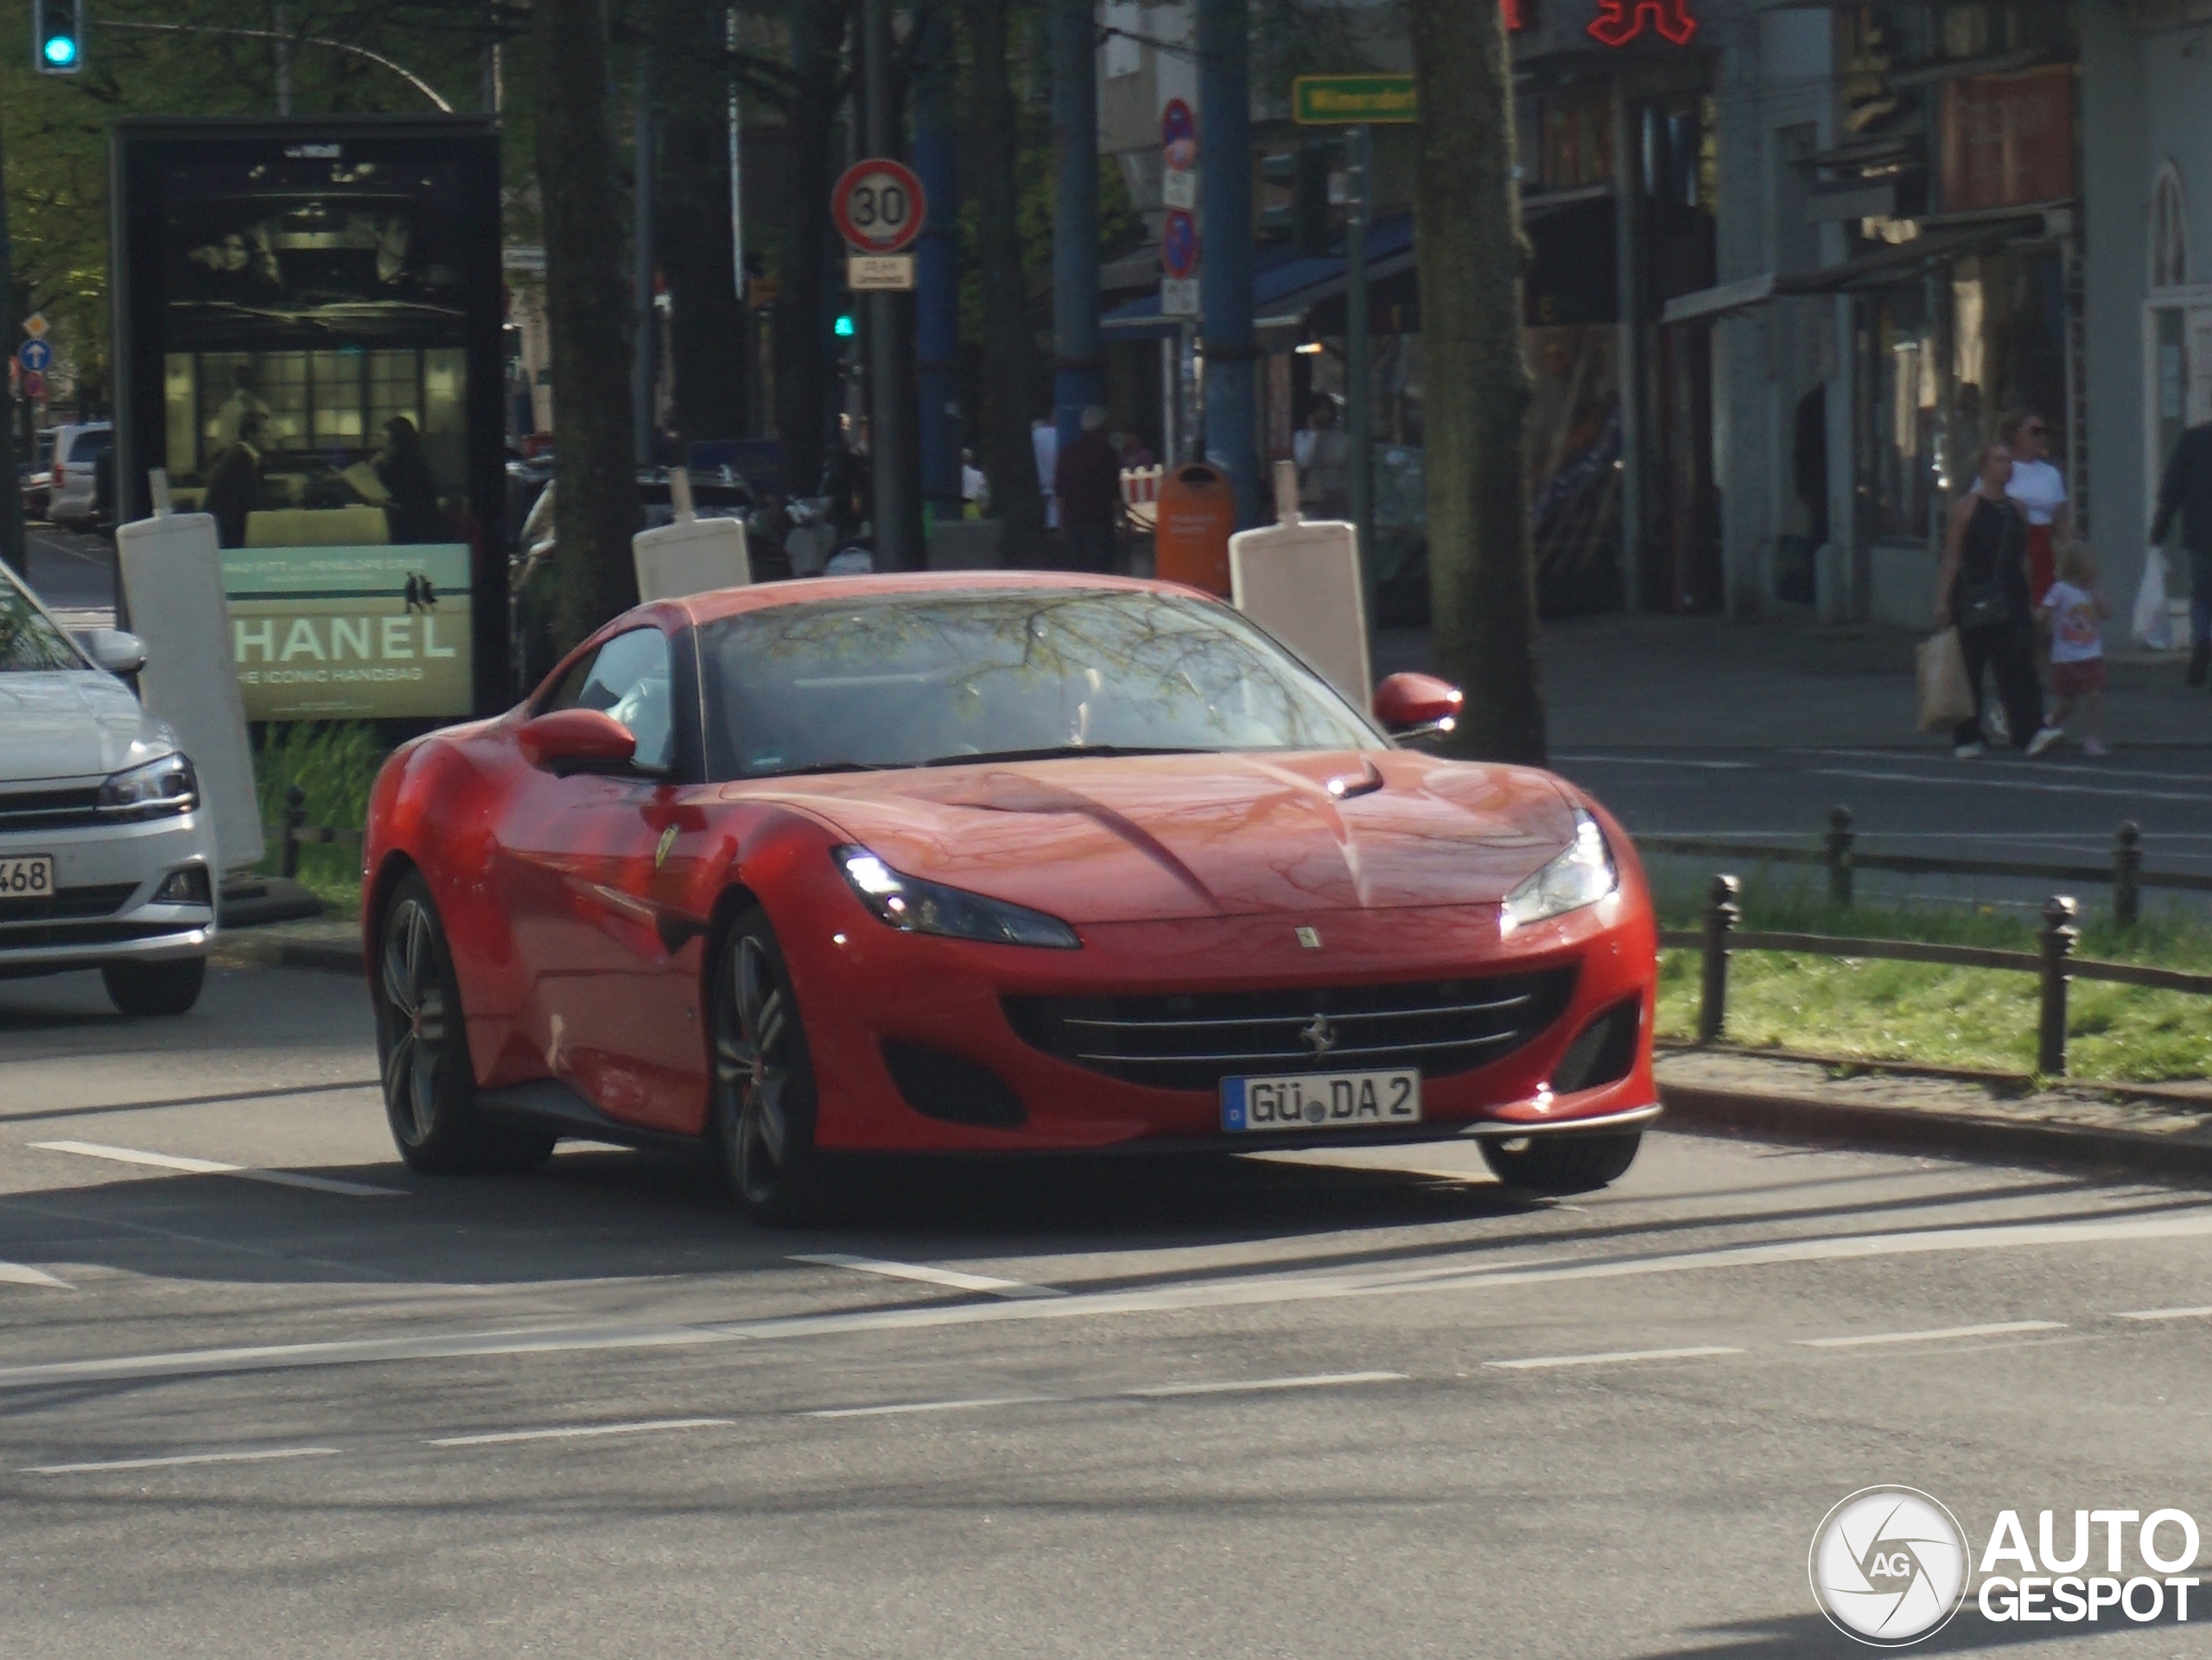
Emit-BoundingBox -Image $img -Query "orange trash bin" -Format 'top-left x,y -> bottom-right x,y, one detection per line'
1152,463 -> 1236,597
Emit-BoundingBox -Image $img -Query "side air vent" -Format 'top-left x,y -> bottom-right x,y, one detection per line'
1549,997 -> 1643,1096
881,1041 -> 1028,1129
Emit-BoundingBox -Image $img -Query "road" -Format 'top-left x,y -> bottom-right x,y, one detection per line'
20,522 -> 118,621
3,960 -> 2209,1657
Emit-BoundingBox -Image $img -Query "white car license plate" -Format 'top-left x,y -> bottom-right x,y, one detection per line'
1221,1069 -> 1421,1133
0,855 -> 55,902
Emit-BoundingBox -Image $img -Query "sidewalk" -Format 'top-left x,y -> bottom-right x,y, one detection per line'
1658,1047 -> 2212,1179
1376,614 -> 2212,750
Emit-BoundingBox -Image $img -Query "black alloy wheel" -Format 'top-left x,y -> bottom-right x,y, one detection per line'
1479,1131 -> 1642,1197
712,908 -> 826,1224
374,872 -> 551,1175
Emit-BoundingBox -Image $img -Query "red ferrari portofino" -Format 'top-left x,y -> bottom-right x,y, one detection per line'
364,573 -> 1658,1218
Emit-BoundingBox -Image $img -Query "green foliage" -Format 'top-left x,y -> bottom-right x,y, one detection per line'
251,720 -> 388,915
1653,881 -> 2212,1083
958,152 -> 1142,350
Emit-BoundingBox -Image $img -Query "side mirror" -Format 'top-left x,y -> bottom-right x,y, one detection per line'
1373,671 -> 1463,739
518,708 -> 638,773
78,629 -> 149,677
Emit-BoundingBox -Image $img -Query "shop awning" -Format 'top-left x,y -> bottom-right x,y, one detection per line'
1658,208 -> 2063,326
1099,214 -> 1416,341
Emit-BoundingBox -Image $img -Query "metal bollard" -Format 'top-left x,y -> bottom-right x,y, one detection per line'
1699,874 -> 1740,1046
281,783 -> 306,881
2037,895 -> 2078,1078
2113,821 -> 2142,929
1826,805 -> 1855,908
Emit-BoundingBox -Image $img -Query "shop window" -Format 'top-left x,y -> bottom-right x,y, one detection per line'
2151,162 -> 2190,291
1937,67 -> 2073,212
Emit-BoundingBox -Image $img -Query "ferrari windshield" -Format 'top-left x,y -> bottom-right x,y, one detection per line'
699,588 -> 1379,779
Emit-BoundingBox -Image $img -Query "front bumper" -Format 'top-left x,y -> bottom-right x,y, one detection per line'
775,874 -> 1659,1154
0,806 -> 217,979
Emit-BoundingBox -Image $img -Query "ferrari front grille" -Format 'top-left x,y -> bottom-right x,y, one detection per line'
1003,968 -> 1578,1092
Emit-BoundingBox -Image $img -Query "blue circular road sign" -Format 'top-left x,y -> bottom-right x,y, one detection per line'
16,339 -> 53,373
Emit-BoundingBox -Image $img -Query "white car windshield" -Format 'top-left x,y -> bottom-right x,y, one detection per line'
0,572 -> 86,672
700,588 -> 1379,779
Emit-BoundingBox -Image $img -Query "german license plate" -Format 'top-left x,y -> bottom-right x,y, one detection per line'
0,854 -> 55,902
1221,1068 -> 1421,1133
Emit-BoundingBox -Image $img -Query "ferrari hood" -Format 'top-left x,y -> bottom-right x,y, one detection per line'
752,751 -> 1578,924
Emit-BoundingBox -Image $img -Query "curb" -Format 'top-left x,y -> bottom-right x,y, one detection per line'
1660,1081 -> 2212,1180
211,934 -> 362,977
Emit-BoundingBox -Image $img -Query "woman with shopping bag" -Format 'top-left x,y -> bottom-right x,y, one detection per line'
1934,442 -> 2055,759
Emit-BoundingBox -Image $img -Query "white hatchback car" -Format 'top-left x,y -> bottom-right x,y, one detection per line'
0,562 -> 217,1014
44,422 -> 112,529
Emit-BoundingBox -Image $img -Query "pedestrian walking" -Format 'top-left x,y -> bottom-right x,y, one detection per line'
1053,406 -> 1124,575
1998,408 -> 2071,605
1935,441 -> 2055,759
2038,544 -> 2110,756
1293,396 -> 1351,520
2152,415 -> 2212,687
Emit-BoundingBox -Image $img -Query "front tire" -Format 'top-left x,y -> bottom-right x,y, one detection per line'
712,907 -> 828,1224
1480,1131 -> 1642,1197
373,873 -> 551,1175
101,956 -> 206,1017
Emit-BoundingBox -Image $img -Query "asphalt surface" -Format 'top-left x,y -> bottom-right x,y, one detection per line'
4,961 -> 2210,1657
19,521 -> 118,620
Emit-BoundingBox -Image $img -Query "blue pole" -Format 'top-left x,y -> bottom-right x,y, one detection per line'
1052,0 -> 1103,461
912,10 -> 961,523
1198,0 -> 1256,523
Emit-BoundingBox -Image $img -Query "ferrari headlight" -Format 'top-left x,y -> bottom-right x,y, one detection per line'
834,846 -> 1081,950
99,752 -> 199,820
1502,808 -> 1617,932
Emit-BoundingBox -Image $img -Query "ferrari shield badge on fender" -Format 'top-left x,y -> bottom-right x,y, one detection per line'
1296,926 -> 1322,949
654,825 -> 679,869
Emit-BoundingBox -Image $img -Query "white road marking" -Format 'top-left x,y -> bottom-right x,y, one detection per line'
25,1446 -> 337,1475
806,1396 -> 1058,1420
2115,1305 -> 2212,1322
429,1416 -> 731,1447
1796,1320 -> 2066,1349
1554,754 -> 1757,771
1485,1345 -> 1742,1371
792,1251 -> 1065,1299
11,1207 -> 2212,1392
29,1139 -> 405,1198
0,1260 -> 72,1289
1808,766 -> 2212,806
1125,1371 -> 1408,1397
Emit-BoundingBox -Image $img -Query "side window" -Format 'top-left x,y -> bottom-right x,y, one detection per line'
543,628 -> 677,772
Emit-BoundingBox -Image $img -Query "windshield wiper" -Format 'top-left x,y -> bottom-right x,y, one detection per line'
917,744 -> 1211,767
743,759 -> 902,779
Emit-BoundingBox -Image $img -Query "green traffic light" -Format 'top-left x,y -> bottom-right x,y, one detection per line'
833,315 -> 856,339
42,34 -> 77,65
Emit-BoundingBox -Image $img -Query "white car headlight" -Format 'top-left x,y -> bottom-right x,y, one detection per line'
99,752 -> 199,820
1502,807 -> 1617,932
835,846 -> 1081,949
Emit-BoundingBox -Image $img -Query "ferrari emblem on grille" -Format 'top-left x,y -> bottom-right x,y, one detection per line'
1295,926 -> 1322,949
1300,1014 -> 1338,1057
654,825 -> 679,869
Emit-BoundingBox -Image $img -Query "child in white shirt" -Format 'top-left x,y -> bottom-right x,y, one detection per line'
2036,544 -> 2109,756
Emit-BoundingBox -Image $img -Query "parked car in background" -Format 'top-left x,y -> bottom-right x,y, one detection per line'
46,423 -> 114,530
20,429 -> 58,521
0,561 -> 216,1015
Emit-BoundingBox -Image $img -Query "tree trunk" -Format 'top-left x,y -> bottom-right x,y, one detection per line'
1408,0 -> 1547,763
774,0 -> 849,499
960,0 -> 1045,558
0,118 -> 24,576
657,0 -> 750,449
534,0 -> 641,651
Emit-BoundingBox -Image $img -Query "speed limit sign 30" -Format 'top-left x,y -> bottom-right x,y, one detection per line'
832,158 -> 927,254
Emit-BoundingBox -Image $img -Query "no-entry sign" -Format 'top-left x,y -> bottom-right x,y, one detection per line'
832,159 -> 927,255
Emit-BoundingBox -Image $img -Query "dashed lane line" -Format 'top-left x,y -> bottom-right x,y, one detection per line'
1484,1345 -> 1743,1371
1124,1371 -> 1408,1397
24,1447 -> 338,1476
2115,1305 -> 2212,1322
806,1396 -> 1060,1420
0,1260 -> 71,1289
29,1139 -> 406,1198
9,1207 -> 2212,1392
791,1251 -> 1066,1300
1795,1320 -> 2067,1350
428,1417 -> 732,1447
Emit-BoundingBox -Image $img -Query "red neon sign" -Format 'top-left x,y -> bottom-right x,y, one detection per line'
1586,0 -> 1698,47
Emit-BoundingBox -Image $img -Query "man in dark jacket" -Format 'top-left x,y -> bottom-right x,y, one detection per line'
2152,421 -> 2212,686
1052,406 -> 1124,574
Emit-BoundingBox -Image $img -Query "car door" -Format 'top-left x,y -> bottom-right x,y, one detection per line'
494,626 -> 709,1132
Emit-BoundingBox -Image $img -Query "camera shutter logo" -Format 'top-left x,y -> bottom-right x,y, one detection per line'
1809,1487 -> 1969,1646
